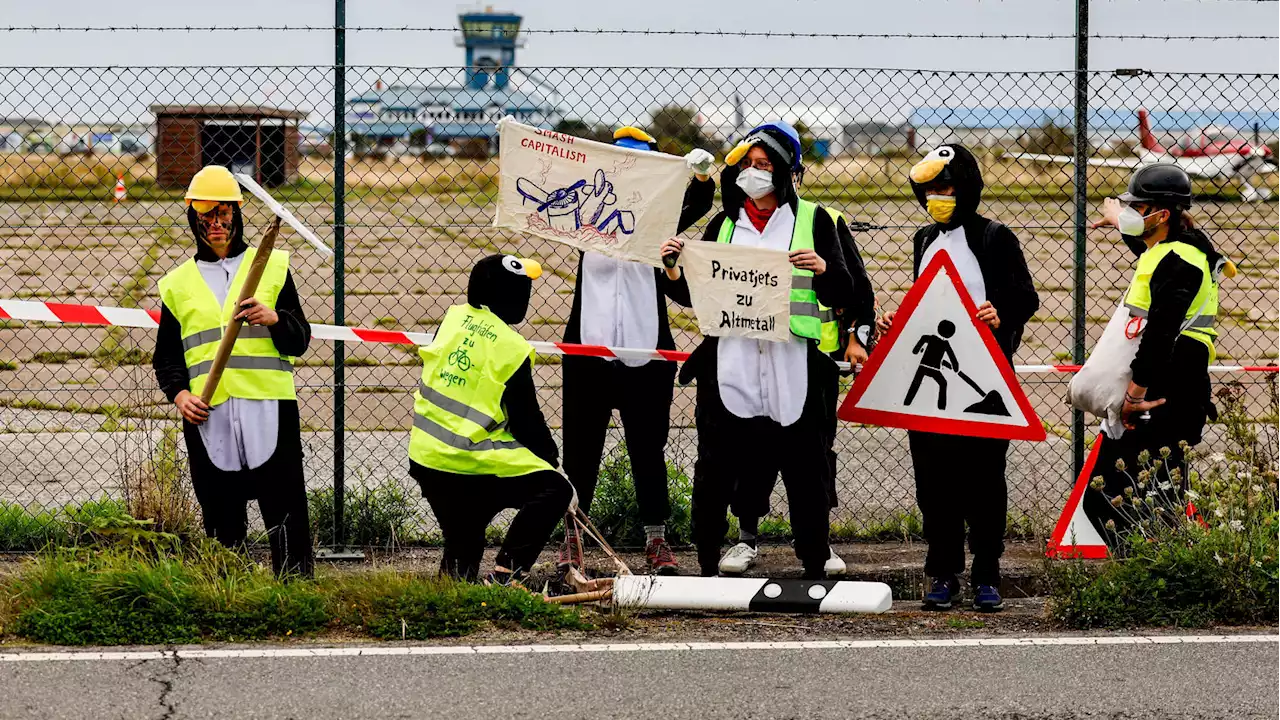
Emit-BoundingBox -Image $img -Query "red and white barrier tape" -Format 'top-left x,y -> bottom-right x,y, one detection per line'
1,299 -> 1276,374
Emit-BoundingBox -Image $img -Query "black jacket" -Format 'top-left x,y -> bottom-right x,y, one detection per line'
911,216 -> 1040,362
1129,227 -> 1221,436
502,357 -> 559,468
563,176 -> 716,350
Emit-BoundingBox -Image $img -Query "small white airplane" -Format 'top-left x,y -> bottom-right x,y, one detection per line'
1012,109 -> 1277,201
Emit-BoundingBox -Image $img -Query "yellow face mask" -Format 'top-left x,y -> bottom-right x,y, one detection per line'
926,194 -> 956,223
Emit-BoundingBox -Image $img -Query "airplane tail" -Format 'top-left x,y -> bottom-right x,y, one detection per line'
1137,109 -> 1164,153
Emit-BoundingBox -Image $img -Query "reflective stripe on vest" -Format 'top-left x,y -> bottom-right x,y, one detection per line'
715,199 -> 828,341
408,304 -> 553,478
1121,240 -> 1219,360
156,247 -> 295,406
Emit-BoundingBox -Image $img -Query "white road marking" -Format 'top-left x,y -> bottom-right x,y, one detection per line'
0,634 -> 1274,663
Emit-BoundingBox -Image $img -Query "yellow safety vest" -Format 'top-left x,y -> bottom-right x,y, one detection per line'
408,304 -> 554,478
157,247 -> 295,406
716,199 -> 836,343
1123,240 -> 1219,361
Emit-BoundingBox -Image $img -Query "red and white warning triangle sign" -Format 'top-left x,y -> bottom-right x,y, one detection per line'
839,250 -> 1045,441
1046,436 -> 1108,558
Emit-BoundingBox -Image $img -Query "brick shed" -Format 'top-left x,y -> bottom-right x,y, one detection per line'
151,105 -> 306,190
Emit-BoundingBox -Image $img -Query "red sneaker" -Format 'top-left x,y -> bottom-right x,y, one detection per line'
645,538 -> 680,575
558,530 -> 584,571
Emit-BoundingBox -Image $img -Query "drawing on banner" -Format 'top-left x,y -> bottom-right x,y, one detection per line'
838,250 -> 1045,441
1046,436 -> 1108,559
515,168 -> 636,238
495,119 -> 687,267
678,241 -> 793,344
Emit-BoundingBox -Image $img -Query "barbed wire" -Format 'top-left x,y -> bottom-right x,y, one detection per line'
1,26 -> 1277,40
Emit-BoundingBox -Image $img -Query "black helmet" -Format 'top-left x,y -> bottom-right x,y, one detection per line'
1120,164 -> 1193,208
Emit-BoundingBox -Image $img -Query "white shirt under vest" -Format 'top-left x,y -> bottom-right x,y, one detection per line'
579,251 -> 659,368
920,225 -> 987,305
194,253 -> 280,472
715,203 -> 811,427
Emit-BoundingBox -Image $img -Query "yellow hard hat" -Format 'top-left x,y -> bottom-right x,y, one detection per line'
185,165 -> 243,213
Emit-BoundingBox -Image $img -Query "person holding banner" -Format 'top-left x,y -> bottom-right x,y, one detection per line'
152,165 -> 313,578
878,144 -> 1039,611
662,121 -> 858,580
408,254 -> 573,586
1080,165 -> 1228,550
559,126 -> 716,577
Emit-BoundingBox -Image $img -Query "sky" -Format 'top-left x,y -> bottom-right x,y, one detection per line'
1,1 -> 1276,128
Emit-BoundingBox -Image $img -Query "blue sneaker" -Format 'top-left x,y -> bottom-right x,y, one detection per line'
922,576 -> 958,610
972,584 -> 1004,612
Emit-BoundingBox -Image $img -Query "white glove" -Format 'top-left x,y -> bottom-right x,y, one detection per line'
684,148 -> 715,177
495,115 -> 515,133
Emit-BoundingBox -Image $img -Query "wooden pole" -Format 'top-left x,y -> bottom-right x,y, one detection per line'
198,217 -> 282,404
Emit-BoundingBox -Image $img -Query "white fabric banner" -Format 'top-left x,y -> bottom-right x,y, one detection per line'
494,119 -> 688,267
679,241 -> 793,344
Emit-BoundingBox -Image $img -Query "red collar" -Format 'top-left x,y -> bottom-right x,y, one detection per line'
743,199 -> 775,232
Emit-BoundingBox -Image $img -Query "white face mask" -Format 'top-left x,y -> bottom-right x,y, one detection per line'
735,167 -> 775,200
1118,206 -> 1157,237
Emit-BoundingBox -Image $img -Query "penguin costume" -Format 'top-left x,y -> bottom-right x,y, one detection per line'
408,254 -> 572,584
669,121 -> 858,579
559,126 -> 715,576
152,165 -> 313,578
900,144 -> 1039,610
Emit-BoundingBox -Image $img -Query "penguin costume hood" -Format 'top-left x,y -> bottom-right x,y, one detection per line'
909,144 -> 984,230
467,254 -> 543,325
720,122 -> 803,215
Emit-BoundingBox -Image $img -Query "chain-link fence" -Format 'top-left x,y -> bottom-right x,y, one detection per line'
1,62 -> 1276,549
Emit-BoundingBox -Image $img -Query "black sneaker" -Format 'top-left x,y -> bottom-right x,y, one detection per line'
922,576 -> 959,610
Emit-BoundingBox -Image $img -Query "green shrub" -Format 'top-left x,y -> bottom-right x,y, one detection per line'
310,478 -> 423,548
0,503 -> 65,550
1049,381 -> 1279,628
587,444 -> 693,546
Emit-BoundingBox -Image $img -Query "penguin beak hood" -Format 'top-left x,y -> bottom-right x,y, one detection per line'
521,258 -> 543,280
467,254 -> 538,325
909,146 -> 956,185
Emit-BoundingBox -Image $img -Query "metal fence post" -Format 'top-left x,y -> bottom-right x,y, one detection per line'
1072,0 -> 1089,478
332,0 -> 348,551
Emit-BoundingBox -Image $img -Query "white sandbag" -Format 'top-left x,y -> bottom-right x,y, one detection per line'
1069,301 -> 1138,429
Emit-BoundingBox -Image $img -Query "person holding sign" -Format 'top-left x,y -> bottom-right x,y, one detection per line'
1080,165 -> 1229,550
408,255 -> 573,586
878,144 -> 1038,611
152,165 -> 313,578
663,121 -> 858,580
559,126 -> 716,577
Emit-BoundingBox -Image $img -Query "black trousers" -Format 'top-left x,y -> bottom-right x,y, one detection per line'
908,430 -> 1008,586
734,367 -> 842,519
562,356 -> 676,526
183,401 -> 313,578
411,462 -> 572,581
691,381 -> 832,576
1082,416 -> 1202,548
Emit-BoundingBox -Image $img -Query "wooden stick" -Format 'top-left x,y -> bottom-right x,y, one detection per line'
199,217 -> 282,404
547,588 -> 613,605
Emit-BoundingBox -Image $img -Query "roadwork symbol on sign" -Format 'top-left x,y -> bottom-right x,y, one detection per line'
1046,435 -> 1108,559
838,250 -> 1046,441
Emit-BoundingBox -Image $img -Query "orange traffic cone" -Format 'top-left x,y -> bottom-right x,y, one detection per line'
113,174 -> 126,203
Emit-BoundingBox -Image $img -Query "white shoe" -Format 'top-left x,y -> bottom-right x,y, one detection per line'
824,547 -> 846,577
718,542 -> 758,574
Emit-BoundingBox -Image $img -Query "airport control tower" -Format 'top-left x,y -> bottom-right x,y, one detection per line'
457,7 -> 526,90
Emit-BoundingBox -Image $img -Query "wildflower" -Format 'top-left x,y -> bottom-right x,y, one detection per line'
1124,486 -> 1134,498
1160,447 -> 1172,459
1111,496 -> 1125,508
481,601 -> 487,607
1159,482 -> 1173,492
1138,482 -> 1147,491
1152,460 -> 1163,470
1229,520 -> 1244,532
1138,470 -> 1151,482
1214,553 -> 1224,566
1169,468 -> 1182,482
1090,477 -> 1105,491
1114,459 -> 1127,472
1214,508 -> 1226,518
1105,519 -> 1117,530
1177,440 -> 1189,451
1144,496 -> 1155,506
1209,452 -> 1226,463
1138,449 -> 1151,464
1185,489 -> 1200,500
1154,506 -> 1165,514
1253,485 -> 1264,494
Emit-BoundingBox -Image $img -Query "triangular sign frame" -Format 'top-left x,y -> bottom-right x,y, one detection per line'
1046,434 -> 1109,559
838,250 -> 1046,441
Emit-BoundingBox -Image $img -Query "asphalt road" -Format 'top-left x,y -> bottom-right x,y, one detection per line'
1,635 -> 1276,719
